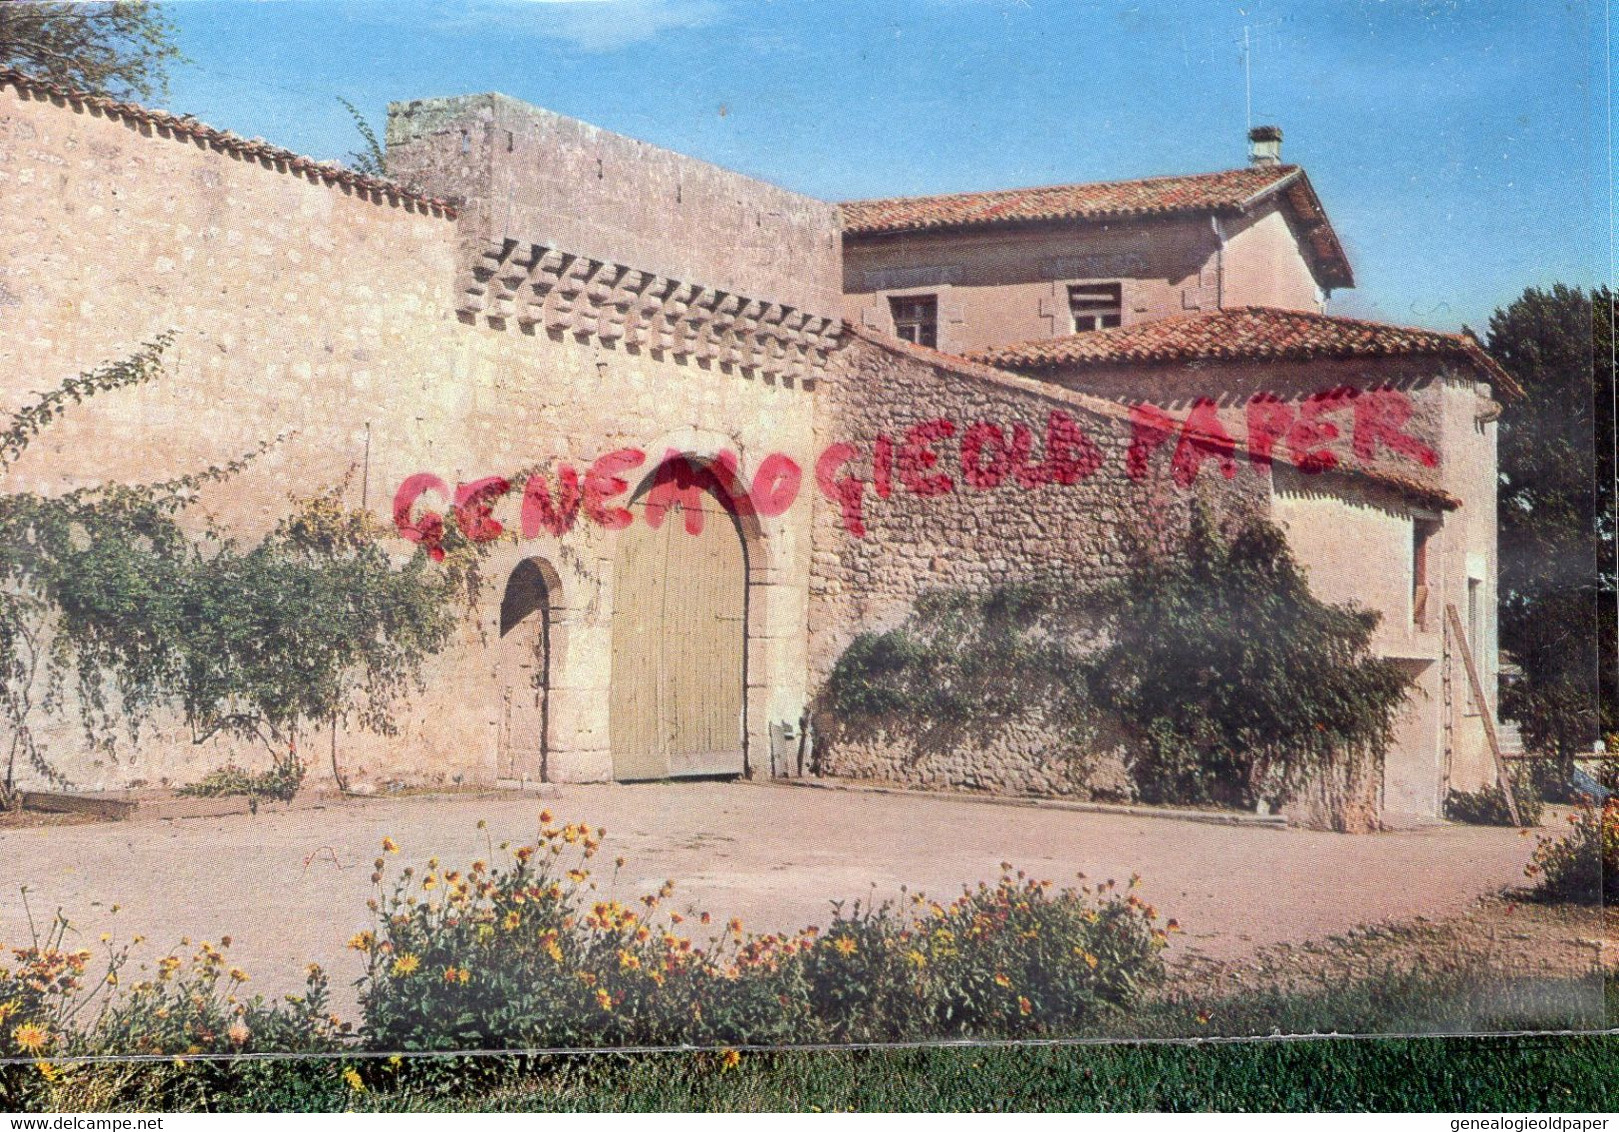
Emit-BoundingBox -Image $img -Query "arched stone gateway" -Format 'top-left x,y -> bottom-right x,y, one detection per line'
498,558 -> 557,783
609,456 -> 749,781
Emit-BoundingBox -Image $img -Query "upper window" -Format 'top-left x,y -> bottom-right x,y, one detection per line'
889,295 -> 938,349
1069,283 -> 1122,332
1412,518 -> 1439,629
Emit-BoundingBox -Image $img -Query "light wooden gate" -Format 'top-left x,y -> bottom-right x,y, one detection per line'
609,461 -> 747,780
498,559 -> 551,782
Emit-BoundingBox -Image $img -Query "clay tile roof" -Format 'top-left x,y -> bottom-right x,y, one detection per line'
966,306 -> 1522,399
842,166 -> 1297,234
841,165 -> 1353,290
0,68 -> 457,219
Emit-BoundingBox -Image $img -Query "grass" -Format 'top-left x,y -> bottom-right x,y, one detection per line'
9,1033 -> 1614,1113
9,967 -> 1612,1112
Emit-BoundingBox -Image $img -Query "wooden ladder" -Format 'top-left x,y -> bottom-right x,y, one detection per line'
1445,602 -> 1524,826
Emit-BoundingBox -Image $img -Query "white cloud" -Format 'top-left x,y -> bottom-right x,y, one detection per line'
455,0 -> 724,52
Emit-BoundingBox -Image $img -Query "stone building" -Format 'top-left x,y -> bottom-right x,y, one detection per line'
0,73 -> 1507,826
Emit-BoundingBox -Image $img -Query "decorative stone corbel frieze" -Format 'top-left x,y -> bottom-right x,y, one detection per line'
455,237 -> 841,379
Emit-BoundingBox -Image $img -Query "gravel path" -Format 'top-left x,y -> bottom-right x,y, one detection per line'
0,781 -> 1540,1020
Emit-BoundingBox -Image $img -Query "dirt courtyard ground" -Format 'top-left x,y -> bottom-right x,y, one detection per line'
0,781 -> 1562,1018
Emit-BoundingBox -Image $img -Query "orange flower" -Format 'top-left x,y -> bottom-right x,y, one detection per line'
720,1049 -> 741,1071
1017,996 -> 1033,1016
12,1023 -> 48,1054
993,973 -> 1011,988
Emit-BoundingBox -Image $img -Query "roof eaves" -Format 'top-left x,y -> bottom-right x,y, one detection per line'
1236,166 -> 1302,212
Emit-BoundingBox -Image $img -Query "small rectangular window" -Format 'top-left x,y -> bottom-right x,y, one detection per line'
1412,519 -> 1438,629
1069,283 -> 1122,332
889,295 -> 938,349
1468,578 -> 1483,671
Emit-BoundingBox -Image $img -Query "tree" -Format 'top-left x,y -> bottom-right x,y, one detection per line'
0,340 -> 461,802
0,1 -> 183,101
1487,285 -> 1615,766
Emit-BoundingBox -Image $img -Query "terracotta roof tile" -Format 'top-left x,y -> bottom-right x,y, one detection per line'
966,306 -> 1522,399
0,68 -> 457,219
841,166 -> 1353,290
842,166 -> 1297,234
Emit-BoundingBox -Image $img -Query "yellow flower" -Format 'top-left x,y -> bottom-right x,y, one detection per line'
594,988 -> 613,1012
618,949 -> 640,971
993,973 -> 1011,988
12,1023 -> 49,1054
543,940 -> 564,964
347,932 -> 375,952
458,968 -> 471,985
390,954 -> 421,978
422,875 -> 438,891
1017,996 -> 1033,1016
382,837 -> 399,854
539,809 -> 553,824
36,1060 -> 59,1082
567,869 -> 588,884
229,968 -> 250,983
831,936 -> 858,958
343,1066 -> 366,1093
905,949 -> 927,969
720,1048 -> 741,1071
503,911 -> 522,931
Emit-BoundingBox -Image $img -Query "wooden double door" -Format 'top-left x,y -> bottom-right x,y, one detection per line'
609,462 -> 747,780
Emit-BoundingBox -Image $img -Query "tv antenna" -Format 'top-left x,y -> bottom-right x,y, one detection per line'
1243,24 -> 1253,134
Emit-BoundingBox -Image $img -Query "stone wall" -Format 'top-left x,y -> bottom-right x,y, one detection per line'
0,75 -> 819,793
805,329 -> 1272,804
387,93 -> 842,322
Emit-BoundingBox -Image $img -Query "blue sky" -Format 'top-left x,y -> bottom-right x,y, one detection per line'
158,0 -> 1610,334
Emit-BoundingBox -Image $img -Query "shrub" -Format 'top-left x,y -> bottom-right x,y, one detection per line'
1082,506 -> 1411,810
1524,797 -> 1618,904
820,582 -> 1092,749
354,820 -> 1171,1052
1444,767 -> 1545,827
176,746 -> 306,813
0,912 -> 341,1077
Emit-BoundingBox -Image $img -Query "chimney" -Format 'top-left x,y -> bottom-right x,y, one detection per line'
1248,125 -> 1283,167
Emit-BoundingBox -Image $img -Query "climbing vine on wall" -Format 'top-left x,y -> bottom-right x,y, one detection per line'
821,505 -> 1411,812
0,337 -> 461,801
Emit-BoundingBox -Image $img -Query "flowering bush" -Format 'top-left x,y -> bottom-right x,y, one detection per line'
355,817 -> 1171,1051
0,911 -> 343,1071
93,940 -> 344,1056
1524,797 -> 1618,903
0,912 -> 108,1061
